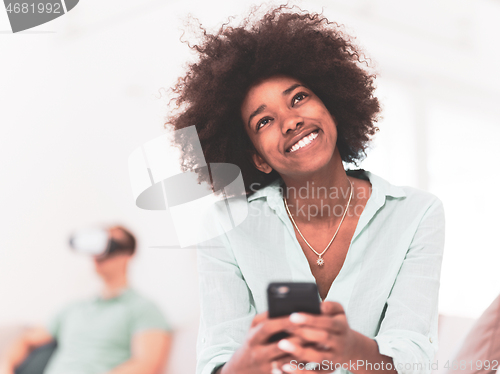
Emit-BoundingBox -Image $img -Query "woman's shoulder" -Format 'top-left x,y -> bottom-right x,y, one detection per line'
357,171 -> 445,240
354,170 -> 444,227
355,169 -> 443,207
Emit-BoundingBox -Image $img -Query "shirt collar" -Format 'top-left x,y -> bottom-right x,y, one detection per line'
247,178 -> 285,212
247,169 -> 406,209
362,170 -> 406,199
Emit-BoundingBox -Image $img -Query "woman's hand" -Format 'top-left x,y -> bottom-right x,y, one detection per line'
278,301 -> 357,373
221,311 -> 298,374
0,361 -> 15,374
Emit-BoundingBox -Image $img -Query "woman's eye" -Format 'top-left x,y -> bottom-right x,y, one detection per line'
292,92 -> 308,106
257,118 -> 272,130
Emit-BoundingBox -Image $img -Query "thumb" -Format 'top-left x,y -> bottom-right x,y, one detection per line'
321,301 -> 345,316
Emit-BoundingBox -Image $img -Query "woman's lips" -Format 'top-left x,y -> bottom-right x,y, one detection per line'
286,130 -> 320,153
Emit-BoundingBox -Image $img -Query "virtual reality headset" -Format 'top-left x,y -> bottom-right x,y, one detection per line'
69,228 -> 133,257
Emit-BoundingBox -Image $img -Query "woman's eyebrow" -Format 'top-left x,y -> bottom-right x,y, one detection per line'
282,84 -> 306,96
248,104 -> 266,128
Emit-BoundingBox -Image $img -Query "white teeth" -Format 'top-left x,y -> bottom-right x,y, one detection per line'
289,131 -> 318,153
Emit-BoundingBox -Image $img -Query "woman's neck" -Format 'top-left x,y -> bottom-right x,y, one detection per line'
281,150 -> 351,225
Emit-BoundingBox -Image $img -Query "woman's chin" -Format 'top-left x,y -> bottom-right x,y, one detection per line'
280,163 -> 333,179
293,154 -> 336,173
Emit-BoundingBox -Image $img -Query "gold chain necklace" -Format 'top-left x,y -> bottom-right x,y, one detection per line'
283,178 -> 353,266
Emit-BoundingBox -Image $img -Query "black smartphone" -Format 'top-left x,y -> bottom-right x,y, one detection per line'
267,282 -> 321,342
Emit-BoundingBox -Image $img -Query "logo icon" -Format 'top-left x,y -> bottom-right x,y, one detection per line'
128,126 -> 248,248
3,0 -> 79,33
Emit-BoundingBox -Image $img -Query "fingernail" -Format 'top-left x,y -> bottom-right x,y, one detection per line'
282,363 -> 293,372
278,339 -> 295,352
290,313 -> 306,323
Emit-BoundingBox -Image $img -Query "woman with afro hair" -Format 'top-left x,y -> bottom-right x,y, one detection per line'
167,5 -> 444,374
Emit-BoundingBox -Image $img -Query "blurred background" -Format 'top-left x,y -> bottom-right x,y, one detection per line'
1,0 -> 499,372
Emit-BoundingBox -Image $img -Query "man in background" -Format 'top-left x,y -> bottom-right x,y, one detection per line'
0,225 -> 172,374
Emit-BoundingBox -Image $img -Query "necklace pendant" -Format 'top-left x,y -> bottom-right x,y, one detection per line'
317,257 -> 325,266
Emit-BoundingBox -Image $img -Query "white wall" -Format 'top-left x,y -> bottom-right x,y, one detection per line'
1,0 -> 499,371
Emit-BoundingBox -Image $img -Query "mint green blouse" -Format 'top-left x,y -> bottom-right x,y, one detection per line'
196,170 -> 445,374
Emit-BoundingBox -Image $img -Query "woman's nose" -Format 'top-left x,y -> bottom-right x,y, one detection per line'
281,114 -> 304,134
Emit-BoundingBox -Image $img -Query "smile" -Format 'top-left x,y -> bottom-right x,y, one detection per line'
287,130 -> 319,153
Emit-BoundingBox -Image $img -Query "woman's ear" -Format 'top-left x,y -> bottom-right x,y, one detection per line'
251,152 -> 273,174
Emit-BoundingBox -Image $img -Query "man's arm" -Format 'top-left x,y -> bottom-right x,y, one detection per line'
0,327 -> 54,374
106,330 -> 172,374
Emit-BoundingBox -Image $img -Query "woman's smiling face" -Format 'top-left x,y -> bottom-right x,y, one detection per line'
241,75 -> 339,179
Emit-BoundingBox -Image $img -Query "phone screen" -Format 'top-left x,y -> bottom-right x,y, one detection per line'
267,282 -> 321,342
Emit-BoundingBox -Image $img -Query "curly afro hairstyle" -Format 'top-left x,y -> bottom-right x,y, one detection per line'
167,5 -> 380,197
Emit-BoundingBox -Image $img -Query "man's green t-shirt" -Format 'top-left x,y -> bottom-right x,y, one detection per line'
44,289 -> 171,374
